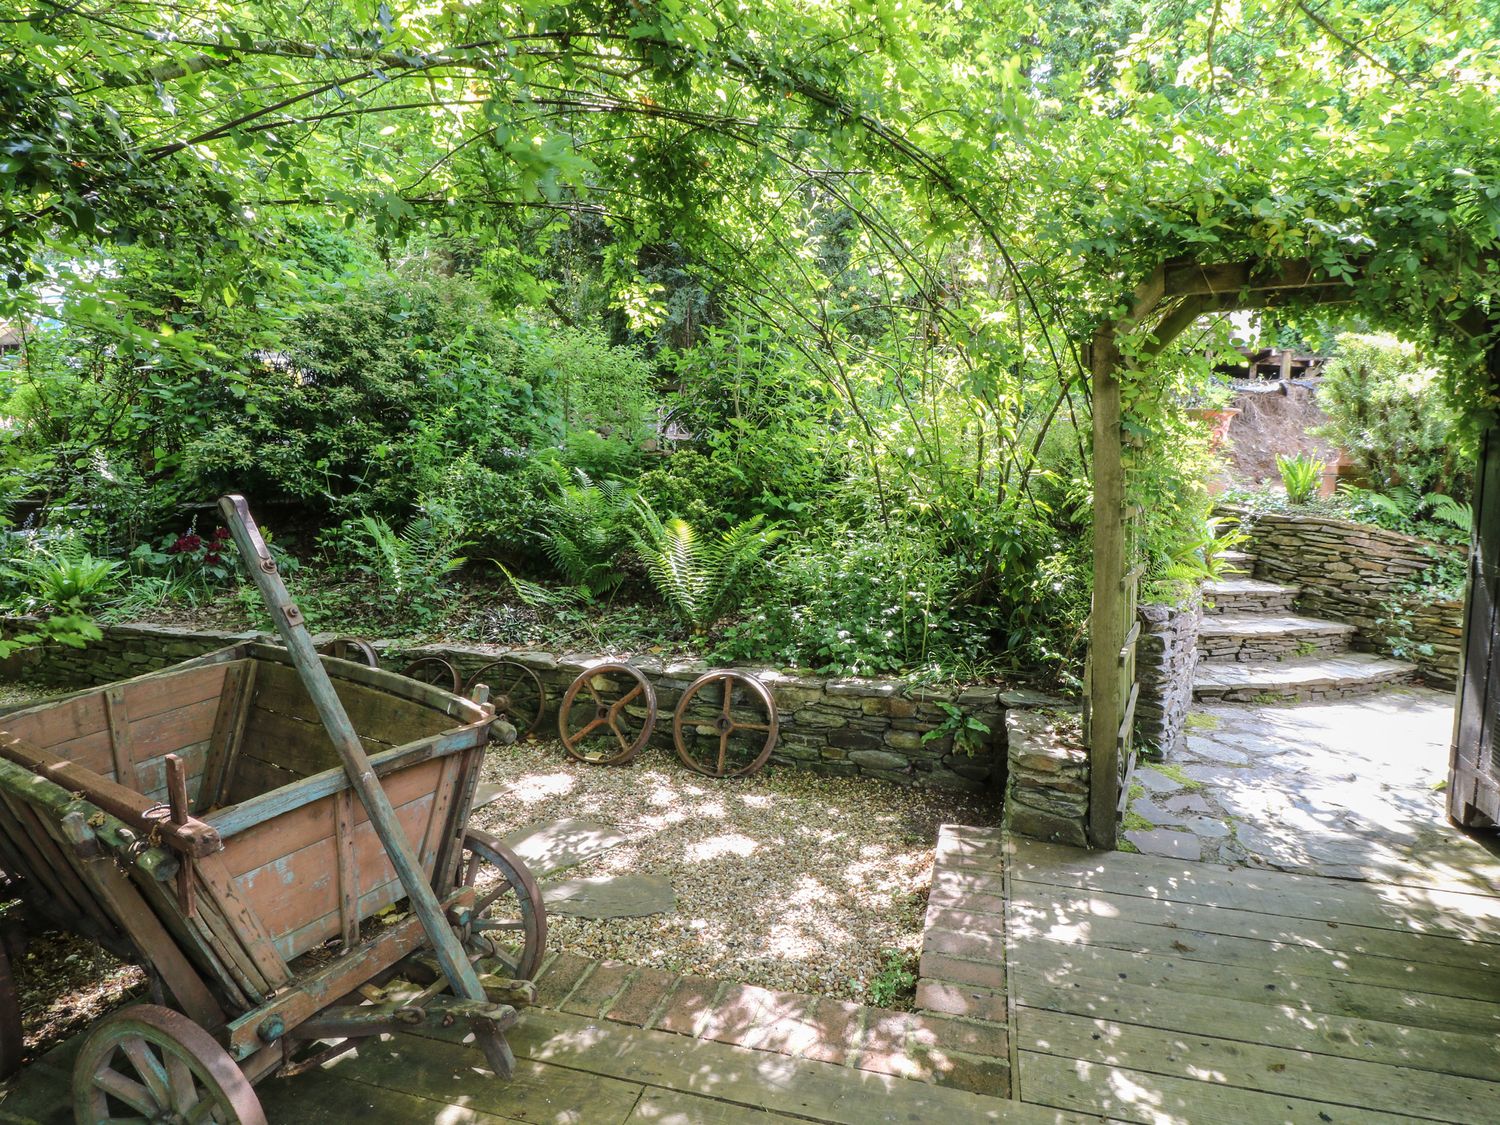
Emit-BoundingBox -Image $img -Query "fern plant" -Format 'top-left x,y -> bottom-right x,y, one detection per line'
353,505 -> 468,619
630,498 -> 782,632
1275,452 -> 1325,505
3,538 -> 122,612
540,470 -> 637,597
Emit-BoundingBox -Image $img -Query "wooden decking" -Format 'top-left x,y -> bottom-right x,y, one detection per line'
930,828 -> 1500,1123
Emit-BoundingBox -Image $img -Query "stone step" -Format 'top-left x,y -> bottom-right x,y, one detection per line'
1201,578 -> 1299,614
1197,613 -> 1356,663
1213,549 -> 1254,576
1193,652 -> 1418,703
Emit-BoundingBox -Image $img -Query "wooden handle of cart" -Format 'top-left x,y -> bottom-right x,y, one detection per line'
217,495 -> 513,1076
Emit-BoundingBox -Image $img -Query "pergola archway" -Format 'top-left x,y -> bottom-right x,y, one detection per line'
1086,258 -> 1499,848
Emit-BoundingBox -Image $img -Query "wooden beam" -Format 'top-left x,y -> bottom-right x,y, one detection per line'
1088,327 -> 1126,850
1161,257 -> 1350,298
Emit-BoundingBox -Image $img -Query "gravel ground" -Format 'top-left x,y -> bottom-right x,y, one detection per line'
0,681 -> 68,709
471,740 -> 1000,1005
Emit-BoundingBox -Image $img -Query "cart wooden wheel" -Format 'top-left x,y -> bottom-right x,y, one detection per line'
557,664 -> 657,765
401,655 -> 462,694
0,940 -> 22,1079
672,671 -> 779,779
463,661 -> 546,737
320,637 -> 378,668
73,1004 -> 266,1125
457,828 -> 547,981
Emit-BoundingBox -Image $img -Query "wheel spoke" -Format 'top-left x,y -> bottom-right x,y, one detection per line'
121,1038 -> 171,1108
611,683 -> 643,713
571,715 -> 608,741
732,721 -> 771,733
474,917 -> 525,932
720,682 -> 733,721
606,715 -> 633,752
186,1094 -> 224,1124
716,730 -> 729,776
94,1066 -> 158,1115
166,1052 -> 201,1115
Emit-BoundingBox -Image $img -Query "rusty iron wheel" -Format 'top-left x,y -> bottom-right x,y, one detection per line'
457,828 -> 547,981
672,670 -> 779,779
0,940 -> 21,1079
401,656 -> 462,694
320,637 -> 379,668
557,664 -> 657,765
463,661 -> 546,738
72,1004 -> 266,1125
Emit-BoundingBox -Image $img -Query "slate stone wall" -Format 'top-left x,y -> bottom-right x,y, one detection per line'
1135,600 -> 1200,756
1002,708 -> 1088,847
0,621 -> 1035,795
1227,507 -> 1464,686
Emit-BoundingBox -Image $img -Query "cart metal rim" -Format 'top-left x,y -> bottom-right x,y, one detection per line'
557,664 -> 657,765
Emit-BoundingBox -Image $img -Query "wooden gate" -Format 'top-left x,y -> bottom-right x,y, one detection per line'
1450,339 -> 1500,828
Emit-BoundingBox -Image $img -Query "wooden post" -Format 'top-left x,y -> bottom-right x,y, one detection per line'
1088,328 -> 1126,849
217,495 -> 515,1078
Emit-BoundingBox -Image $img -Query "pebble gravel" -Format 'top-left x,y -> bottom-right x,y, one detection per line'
472,739 -> 1000,1004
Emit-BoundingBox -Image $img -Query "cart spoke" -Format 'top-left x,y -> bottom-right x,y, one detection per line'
101,1117 -> 152,1125
731,722 -> 771,733
717,730 -> 730,776
572,715 -> 608,741
612,683 -> 643,713
473,917 -> 525,932
186,1095 -> 224,1124
94,1066 -> 158,1115
166,1052 -> 200,1115
120,1038 -> 171,1109
606,715 -> 633,752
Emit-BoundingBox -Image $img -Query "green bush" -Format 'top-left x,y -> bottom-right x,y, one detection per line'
1276,452 -> 1325,504
1317,333 -> 1470,501
630,499 -> 782,633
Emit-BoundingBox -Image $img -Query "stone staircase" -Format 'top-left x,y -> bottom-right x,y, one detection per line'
1193,550 -> 1418,703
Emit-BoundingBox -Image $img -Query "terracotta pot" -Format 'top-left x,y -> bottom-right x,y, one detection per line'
1187,407 -> 1242,451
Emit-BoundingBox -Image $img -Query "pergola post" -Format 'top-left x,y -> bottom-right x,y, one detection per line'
1087,326 -> 1126,849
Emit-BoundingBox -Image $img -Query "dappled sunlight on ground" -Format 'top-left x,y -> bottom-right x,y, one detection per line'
472,739 -> 998,1001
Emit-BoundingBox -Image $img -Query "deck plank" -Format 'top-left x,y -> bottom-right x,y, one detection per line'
1018,1007 -> 1500,1122
1002,840 -> 1500,940
1009,881 -> 1500,971
1010,936 -> 1500,1036
1013,966 -> 1500,1081
1018,1049 -> 1427,1125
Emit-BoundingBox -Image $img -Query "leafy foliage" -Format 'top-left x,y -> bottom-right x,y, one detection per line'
540,472 -> 637,597
630,500 -> 782,633
1276,453 -> 1325,505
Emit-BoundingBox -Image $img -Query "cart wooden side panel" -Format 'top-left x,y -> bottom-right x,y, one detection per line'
1,661 -> 232,809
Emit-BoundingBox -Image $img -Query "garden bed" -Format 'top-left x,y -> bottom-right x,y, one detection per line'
471,740 -> 1000,1006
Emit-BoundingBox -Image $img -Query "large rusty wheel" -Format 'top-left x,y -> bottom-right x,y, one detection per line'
72,1004 -> 266,1125
401,655 -> 462,694
457,828 -> 547,981
557,664 -> 657,765
320,637 -> 378,668
672,671 -> 779,779
0,940 -> 22,1079
464,661 -> 546,738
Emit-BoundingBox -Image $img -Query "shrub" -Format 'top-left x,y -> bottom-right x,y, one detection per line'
630,499 -> 782,632
1317,333 -> 1470,501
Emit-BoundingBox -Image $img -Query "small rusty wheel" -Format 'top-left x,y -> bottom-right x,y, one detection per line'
464,661 -> 546,738
457,828 -> 547,980
557,663 -> 657,765
672,671 -> 779,779
0,940 -> 22,1079
320,637 -> 378,667
72,1004 -> 266,1125
401,655 -> 462,694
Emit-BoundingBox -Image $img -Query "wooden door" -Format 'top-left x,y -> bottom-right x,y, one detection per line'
1450,338 -> 1500,828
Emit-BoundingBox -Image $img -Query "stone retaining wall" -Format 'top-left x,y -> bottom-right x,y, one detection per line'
1135,600 -> 1201,756
0,621 -> 1029,794
1002,708 -> 1088,848
1227,507 -> 1464,686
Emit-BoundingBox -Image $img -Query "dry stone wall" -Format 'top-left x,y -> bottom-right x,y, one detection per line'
0,621 -> 1042,794
1226,507 -> 1464,686
1002,708 -> 1088,847
1135,600 -> 1201,756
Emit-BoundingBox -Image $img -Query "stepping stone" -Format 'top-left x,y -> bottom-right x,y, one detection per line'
1184,738 -> 1251,766
1183,816 -> 1231,839
502,818 -> 631,879
1163,793 -> 1213,815
1201,578 -> 1299,613
472,782 -> 503,810
1134,768 -> 1182,795
1124,829 -> 1201,861
542,875 -> 676,919
1129,798 -> 1186,827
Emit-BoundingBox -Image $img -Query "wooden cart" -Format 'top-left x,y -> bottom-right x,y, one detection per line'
0,499 -> 547,1124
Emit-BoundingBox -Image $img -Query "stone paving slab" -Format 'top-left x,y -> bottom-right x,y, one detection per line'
501,816 -> 630,878
542,873 -> 676,918
1125,689 -> 1500,889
